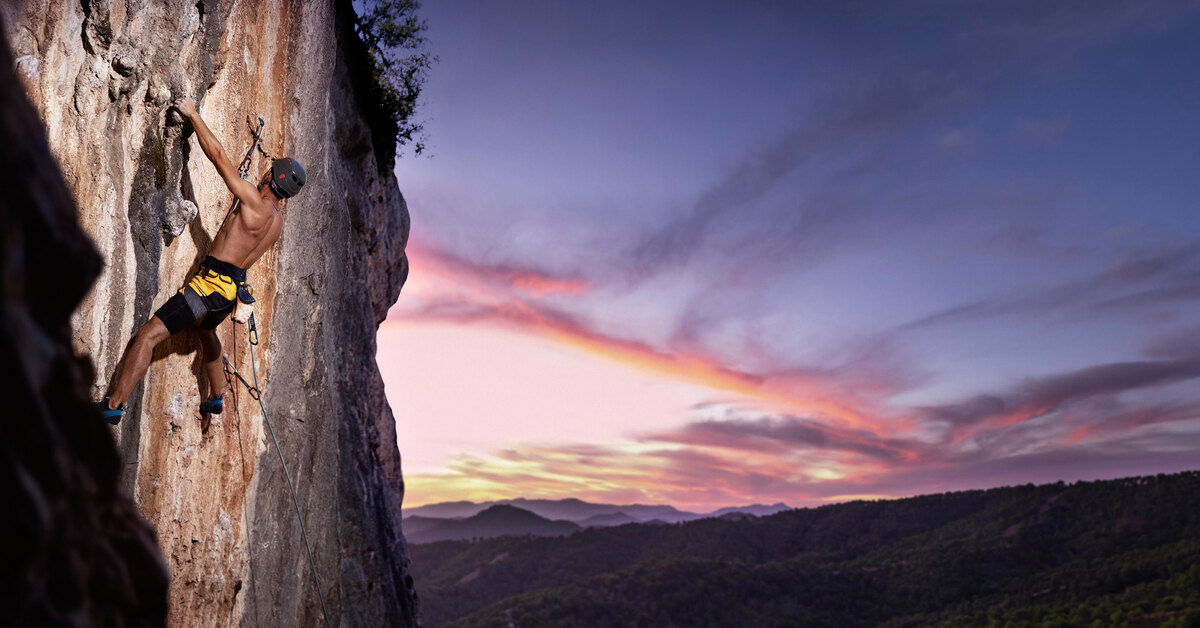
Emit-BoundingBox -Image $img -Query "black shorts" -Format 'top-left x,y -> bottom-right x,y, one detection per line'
153,256 -> 247,335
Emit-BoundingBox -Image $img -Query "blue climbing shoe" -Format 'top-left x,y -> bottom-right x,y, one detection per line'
200,394 -> 223,415
96,397 -> 127,425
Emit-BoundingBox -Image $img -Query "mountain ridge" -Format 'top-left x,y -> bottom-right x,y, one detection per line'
410,471 -> 1200,627
405,497 -> 790,524
406,504 -> 581,544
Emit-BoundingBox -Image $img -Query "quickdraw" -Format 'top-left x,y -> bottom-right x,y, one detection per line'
246,115 -> 276,162
237,115 -> 264,180
216,114 -> 266,236
222,354 -> 260,400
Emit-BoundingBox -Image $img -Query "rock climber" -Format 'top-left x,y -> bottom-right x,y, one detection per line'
97,97 -> 306,425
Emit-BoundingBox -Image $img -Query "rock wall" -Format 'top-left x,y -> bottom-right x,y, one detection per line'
2,1 -> 417,625
0,25 -> 167,627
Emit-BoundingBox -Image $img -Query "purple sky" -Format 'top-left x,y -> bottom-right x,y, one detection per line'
381,0 -> 1200,510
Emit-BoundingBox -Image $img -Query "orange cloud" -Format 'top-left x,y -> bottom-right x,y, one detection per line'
1064,404 -> 1200,446
402,442 -> 822,511
406,240 -> 589,298
401,427 -> 932,511
395,241 -> 896,434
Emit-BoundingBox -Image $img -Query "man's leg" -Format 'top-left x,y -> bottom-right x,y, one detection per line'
197,328 -> 229,401
109,316 -> 171,409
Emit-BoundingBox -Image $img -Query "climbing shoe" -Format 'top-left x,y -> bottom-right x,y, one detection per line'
96,397 -> 127,425
200,394 -> 223,415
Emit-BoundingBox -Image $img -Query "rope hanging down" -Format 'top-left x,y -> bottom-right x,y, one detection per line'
220,115 -> 331,628
225,317 -> 332,628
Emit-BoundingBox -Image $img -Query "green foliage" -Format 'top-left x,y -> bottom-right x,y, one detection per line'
408,472 -> 1200,627
351,0 -> 433,159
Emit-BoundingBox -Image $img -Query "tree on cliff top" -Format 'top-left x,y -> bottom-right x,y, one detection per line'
352,0 -> 434,159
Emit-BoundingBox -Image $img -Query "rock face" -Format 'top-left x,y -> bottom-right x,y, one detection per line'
3,1 -> 417,625
0,25 -> 167,627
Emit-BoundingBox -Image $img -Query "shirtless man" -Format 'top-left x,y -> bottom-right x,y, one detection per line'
98,97 -> 306,425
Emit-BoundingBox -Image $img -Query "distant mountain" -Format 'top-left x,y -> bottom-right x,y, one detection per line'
402,500 -> 485,519
708,502 -> 791,518
400,515 -> 449,536
410,471 -> 1200,627
579,511 -> 638,527
404,505 -> 581,544
404,497 -> 785,524
500,498 -> 620,522
584,503 -> 697,524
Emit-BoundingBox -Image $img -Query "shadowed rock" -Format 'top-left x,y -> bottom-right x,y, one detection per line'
0,16 -> 169,626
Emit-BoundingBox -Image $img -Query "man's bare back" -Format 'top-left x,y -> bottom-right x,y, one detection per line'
210,197 -> 283,269
97,97 -> 306,424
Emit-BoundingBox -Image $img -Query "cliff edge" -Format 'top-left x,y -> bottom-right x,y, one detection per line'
2,0 -> 417,625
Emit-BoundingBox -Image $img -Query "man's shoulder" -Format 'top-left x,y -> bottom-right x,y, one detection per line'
240,194 -> 271,214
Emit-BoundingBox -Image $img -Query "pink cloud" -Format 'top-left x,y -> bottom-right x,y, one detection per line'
393,242 -> 905,433
385,242 -> 1200,512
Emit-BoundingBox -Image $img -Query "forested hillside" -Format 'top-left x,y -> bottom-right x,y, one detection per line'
410,472 -> 1200,627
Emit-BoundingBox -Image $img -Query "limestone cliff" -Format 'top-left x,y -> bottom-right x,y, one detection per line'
0,26 -> 167,627
3,1 -> 418,625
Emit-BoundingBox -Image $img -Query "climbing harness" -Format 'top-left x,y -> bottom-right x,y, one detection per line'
218,115 -> 332,628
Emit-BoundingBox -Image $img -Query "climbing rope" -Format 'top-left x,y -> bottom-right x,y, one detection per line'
225,315 -> 332,628
217,114 -> 330,627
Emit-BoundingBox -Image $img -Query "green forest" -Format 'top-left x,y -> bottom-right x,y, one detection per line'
409,471 -> 1200,627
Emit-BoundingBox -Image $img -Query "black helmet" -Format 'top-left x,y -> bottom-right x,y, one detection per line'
268,157 -> 306,199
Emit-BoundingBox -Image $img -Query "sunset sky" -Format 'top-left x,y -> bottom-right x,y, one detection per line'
380,0 -> 1200,512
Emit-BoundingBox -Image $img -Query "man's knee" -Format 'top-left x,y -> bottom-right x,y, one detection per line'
136,316 -> 170,346
198,329 -> 222,359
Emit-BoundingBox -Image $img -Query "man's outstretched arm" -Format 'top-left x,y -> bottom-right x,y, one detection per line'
174,97 -> 260,211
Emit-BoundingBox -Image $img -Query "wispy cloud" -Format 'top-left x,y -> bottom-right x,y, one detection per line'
393,242 -> 915,429
621,1 -> 1200,288
395,240 -> 1200,510
398,339 -> 1200,509
406,241 -> 590,298
921,358 -> 1200,440
894,242 -> 1200,333
404,419 -> 1200,510
1064,402 -> 1200,445
956,0 -> 1200,62
644,413 -> 929,464
626,63 -> 967,282
1143,322 -> 1200,360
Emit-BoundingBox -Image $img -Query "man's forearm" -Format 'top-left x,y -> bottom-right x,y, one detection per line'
186,111 -> 231,169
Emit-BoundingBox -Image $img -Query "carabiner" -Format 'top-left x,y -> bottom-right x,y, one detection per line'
248,313 -> 259,346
